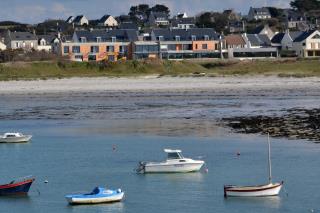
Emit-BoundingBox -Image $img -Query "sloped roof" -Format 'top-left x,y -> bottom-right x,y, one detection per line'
74,29 -> 138,42
99,15 -> 111,23
9,31 -> 37,41
119,22 -> 138,30
73,15 -> 85,23
225,34 -> 246,45
293,30 -> 317,42
251,7 -> 271,15
271,33 -> 285,44
289,31 -> 304,40
247,34 -> 271,46
38,34 -> 56,44
171,17 -> 196,26
152,28 -> 220,41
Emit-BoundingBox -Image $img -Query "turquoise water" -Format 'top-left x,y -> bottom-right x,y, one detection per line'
1,119 -> 320,213
1,89 -> 320,212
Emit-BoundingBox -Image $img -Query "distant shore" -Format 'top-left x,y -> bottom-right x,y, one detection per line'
0,76 -> 320,94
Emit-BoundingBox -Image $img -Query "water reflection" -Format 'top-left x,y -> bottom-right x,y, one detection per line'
224,196 -> 282,209
68,202 -> 125,213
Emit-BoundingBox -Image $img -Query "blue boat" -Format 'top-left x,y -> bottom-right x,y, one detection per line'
65,187 -> 124,205
0,177 -> 35,196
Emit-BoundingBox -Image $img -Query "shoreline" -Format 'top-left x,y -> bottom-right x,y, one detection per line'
1,76 -> 320,94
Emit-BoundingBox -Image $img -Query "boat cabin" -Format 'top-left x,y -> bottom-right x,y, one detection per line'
164,149 -> 184,160
3,133 -> 22,138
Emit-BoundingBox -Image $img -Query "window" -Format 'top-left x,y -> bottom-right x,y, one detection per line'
175,36 -> 180,41
167,152 -> 183,159
191,35 -> 196,41
202,44 -> 208,49
157,36 -> 164,41
195,44 -> 198,49
63,46 -> 69,53
91,46 -> 99,53
119,45 -> 127,53
311,34 -> 320,39
96,37 -> 102,42
107,46 -> 114,52
80,37 -> 87,43
111,37 -> 116,42
72,46 -> 80,53
16,42 -> 19,48
302,42 -> 306,46
311,43 -> 316,49
88,55 -> 96,61
204,35 -> 209,41
108,55 -> 115,62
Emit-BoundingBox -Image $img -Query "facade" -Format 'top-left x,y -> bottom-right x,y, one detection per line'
148,12 -> 169,27
251,25 -> 275,40
5,31 -> 38,50
248,7 -> 271,21
146,28 -> 223,59
283,9 -> 307,30
280,31 -> 303,50
66,16 -> 75,24
60,29 -> 138,61
0,36 -> 6,50
292,30 -> 320,57
98,15 -> 118,27
225,34 -> 247,58
228,21 -> 245,33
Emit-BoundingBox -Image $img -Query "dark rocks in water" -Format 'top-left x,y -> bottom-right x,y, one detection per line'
221,108 -> 320,143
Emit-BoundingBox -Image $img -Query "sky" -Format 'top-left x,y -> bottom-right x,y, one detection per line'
0,0 -> 292,24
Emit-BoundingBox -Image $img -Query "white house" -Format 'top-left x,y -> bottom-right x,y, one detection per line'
281,30 -> 303,50
37,35 -> 60,52
248,7 -> 271,21
98,15 -> 118,27
73,15 -> 89,26
292,30 -> 320,57
0,37 -> 6,50
5,31 -> 38,50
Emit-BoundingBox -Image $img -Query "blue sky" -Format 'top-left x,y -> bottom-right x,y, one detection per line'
0,0 -> 292,23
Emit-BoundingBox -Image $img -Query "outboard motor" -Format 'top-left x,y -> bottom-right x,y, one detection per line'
135,161 -> 146,173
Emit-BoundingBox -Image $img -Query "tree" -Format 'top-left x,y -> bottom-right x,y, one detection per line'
290,0 -> 320,12
129,4 -> 150,19
196,12 -> 228,33
150,4 -> 170,16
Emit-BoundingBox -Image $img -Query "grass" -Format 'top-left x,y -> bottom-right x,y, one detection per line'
0,58 -> 319,81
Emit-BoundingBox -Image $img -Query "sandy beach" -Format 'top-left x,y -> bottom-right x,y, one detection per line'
0,76 -> 320,94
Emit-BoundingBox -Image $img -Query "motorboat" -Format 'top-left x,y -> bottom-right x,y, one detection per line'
0,133 -> 32,143
65,187 -> 124,205
136,149 -> 205,173
224,134 -> 283,197
0,176 -> 35,196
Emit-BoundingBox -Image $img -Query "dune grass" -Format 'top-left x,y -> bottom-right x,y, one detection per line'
0,58 -> 319,81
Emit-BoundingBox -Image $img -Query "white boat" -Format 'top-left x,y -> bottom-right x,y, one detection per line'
136,149 -> 204,173
65,187 -> 124,205
224,134 -> 283,197
0,133 -> 32,143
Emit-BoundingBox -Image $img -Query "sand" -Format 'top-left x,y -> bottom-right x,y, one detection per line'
0,76 -> 319,94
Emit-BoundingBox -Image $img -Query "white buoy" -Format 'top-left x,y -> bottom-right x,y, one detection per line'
44,180 -> 48,183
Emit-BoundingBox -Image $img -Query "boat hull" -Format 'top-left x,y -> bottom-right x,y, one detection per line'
0,135 -> 32,143
66,192 -> 124,205
224,182 -> 283,197
144,162 -> 204,173
0,179 -> 34,196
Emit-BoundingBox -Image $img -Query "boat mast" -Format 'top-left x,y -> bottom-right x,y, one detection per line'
268,133 -> 272,183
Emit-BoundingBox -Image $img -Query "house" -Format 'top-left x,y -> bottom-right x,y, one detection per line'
0,36 -> 6,50
135,28 -> 224,59
98,15 -> 118,27
271,32 -> 285,49
225,34 -> 246,58
72,15 -> 89,26
227,21 -> 245,33
292,30 -> 320,57
283,9 -> 307,30
60,29 -> 138,61
5,31 -> 38,50
171,17 -> 196,29
251,25 -> 275,40
148,12 -> 169,27
37,34 -> 60,52
248,7 -> 271,21
237,33 -> 278,58
272,30 -> 303,50
223,9 -> 242,21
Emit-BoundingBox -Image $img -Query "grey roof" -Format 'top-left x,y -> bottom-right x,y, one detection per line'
251,25 -> 265,34
74,29 -> 138,42
61,35 -> 73,42
66,16 -> 74,23
99,15 -> 111,23
73,15 -> 85,23
119,22 -> 138,30
293,30 -> 316,42
171,17 -> 196,26
9,31 -> 37,41
152,28 -> 220,41
38,34 -> 56,44
250,7 -> 270,15
284,9 -> 306,22
247,34 -> 271,46
271,33 -> 285,44
289,31 -> 304,41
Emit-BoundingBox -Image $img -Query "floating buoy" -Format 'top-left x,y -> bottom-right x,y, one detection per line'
44,180 -> 48,184
112,145 -> 116,151
236,151 -> 241,156
204,168 -> 209,173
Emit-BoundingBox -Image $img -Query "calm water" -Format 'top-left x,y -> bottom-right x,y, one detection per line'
1,89 -> 320,212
